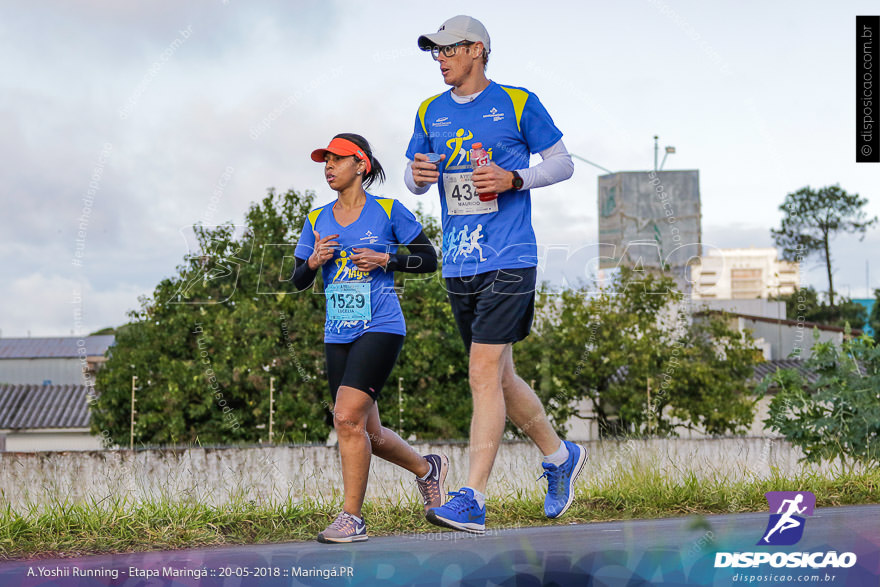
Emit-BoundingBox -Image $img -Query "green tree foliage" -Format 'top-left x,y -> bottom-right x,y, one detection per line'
95,189 -> 764,446
770,286 -> 868,330
515,269 -> 762,438
760,331 -> 880,471
93,189 -> 473,445
93,189 -> 330,446
771,185 -> 877,307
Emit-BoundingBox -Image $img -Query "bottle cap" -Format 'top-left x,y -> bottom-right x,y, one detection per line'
471,142 -> 482,149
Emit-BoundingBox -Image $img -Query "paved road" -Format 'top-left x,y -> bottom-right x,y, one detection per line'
1,505 -> 878,586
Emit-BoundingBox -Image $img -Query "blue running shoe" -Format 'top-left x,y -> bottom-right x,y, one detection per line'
425,487 -> 486,534
540,441 -> 587,519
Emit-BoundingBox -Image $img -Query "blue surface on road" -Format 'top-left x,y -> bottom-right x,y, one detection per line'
1,505 -> 878,586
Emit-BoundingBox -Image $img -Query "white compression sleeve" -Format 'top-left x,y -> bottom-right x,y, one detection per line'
517,139 -> 574,191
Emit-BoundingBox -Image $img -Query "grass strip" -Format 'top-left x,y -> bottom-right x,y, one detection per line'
1,466 -> 877,559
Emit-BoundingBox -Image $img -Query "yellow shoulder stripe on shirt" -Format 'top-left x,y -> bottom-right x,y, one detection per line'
500,86 -> 529,132
307,208 -> 323,230
376,198 -> 394,219
417,93 -> 444,135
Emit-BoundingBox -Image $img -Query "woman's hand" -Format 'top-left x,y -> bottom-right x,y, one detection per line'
308,231 -> 340,270
351,247 -> 390,271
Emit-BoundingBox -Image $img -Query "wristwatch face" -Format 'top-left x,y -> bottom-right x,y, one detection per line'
512,172 -> 524,190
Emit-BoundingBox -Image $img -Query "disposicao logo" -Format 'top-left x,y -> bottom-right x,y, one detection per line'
714,491 -> 858,569
759,491 -> 815,546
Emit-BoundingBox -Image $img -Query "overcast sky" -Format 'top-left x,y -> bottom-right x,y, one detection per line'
2,1 -> 878,336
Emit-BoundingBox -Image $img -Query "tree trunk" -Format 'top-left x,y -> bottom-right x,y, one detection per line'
592,395 -> 628,438
592,398 -> 610,438
823,232 -> 835,307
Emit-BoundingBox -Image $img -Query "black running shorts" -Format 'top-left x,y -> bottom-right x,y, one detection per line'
445,267 -> 537,351
324,331 -> 405,401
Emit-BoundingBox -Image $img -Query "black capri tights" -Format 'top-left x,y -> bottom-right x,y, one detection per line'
324,332 -> 405,402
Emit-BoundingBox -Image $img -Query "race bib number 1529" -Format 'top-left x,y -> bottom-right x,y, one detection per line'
325,283 -> 371,321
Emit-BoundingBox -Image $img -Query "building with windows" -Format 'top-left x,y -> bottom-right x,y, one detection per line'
691,247 -> 798,299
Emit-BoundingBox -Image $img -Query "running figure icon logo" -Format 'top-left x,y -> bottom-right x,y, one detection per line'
445,224 -> 487,263
758,491 -> 816,546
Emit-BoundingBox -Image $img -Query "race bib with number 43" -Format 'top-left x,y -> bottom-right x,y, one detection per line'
325,282 -> 371,322
443,172 -> 499,216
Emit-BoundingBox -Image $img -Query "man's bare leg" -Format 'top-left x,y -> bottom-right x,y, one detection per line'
465,342 -> 507,493
499,345 -> 560,456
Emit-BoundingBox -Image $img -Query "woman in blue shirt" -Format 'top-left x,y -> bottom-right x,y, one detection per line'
292,133 -> 447,543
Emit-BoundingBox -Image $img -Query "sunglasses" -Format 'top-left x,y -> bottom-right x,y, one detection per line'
430,41 -> 474,60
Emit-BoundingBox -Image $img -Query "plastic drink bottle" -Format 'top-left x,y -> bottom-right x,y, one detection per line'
469,142 -> 497,202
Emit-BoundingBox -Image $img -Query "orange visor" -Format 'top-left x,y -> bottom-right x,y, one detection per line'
310,138 -> 371,174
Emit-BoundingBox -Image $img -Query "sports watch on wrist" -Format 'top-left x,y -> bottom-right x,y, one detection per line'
511,170 -> 524,191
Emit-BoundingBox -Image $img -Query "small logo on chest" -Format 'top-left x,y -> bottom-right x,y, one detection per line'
483,107 -> 505,122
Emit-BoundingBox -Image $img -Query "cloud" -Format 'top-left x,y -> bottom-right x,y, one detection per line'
2,2 -> 878,338
0,273 -> 146,336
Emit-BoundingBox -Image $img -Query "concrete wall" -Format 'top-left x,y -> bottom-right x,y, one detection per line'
598,170 -> 701,272
0,438 -> 846,512
565,396 -> 778,441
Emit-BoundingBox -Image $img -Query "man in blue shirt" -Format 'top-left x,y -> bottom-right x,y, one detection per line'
405,15 -> 585,534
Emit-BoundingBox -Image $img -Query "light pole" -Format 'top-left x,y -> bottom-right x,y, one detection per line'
130,375 -> 137,450
654,135 -> 677,171
269,376 -> 275,443
654,135 -> 659,171
398,377 -> 404,437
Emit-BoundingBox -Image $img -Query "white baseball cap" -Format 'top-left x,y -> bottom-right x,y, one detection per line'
417,15 -> 491,53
